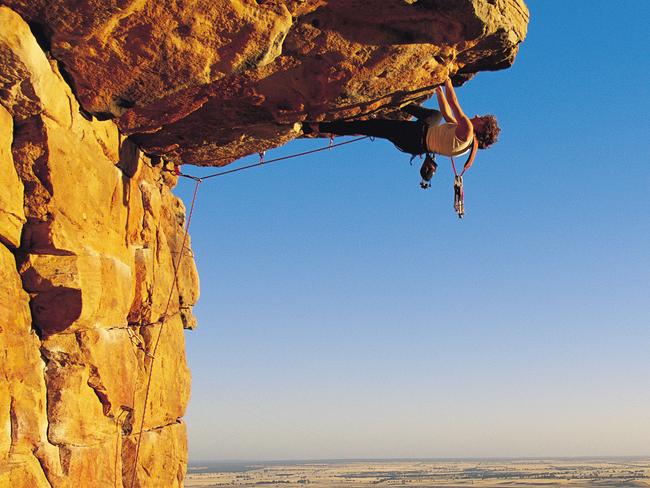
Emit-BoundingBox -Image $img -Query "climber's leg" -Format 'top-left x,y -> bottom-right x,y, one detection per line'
400,104 -> 442,125
319,119 -> 426,154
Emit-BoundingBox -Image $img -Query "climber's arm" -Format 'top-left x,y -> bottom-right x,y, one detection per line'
435,86 -> 456,123
444,79 -> 473,141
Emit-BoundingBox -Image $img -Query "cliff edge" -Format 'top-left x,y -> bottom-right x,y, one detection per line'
0,2 -> 528,487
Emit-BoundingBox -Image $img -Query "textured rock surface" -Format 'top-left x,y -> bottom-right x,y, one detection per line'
0,104 -> 25,247
0,1 -> 528,486
0,6 -> 197,486
2,0 -> 528,166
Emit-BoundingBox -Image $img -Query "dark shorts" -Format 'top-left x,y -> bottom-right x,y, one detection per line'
320,112 -> 443,155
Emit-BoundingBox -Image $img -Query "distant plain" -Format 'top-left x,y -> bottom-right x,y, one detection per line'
185,457 -> 650,487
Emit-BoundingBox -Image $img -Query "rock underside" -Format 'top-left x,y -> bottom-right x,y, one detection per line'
0,1 -> 528,486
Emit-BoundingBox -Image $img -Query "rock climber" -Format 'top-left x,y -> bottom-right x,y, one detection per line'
303,78 -> 500,186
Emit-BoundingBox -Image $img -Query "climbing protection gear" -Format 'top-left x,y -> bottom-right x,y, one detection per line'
419,153 -> 437,189
174,136 -> 369,181
450,145 -> 473,219
447,138 -> 477,218
453,174 -> 464,218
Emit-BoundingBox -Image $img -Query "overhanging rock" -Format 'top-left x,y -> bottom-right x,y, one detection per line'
2,0 -> 529,166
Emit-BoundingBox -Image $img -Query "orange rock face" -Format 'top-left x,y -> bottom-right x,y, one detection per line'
0,104 -> 25,248
0,1 -> 528,486
0,6 -> 198,486
2,0 -> 528,166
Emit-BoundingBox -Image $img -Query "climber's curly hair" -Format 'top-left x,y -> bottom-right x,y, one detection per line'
474,115 -> 501,149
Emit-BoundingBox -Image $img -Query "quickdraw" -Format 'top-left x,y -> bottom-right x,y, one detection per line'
453,174 -> 464,218
450,156 -> 466,219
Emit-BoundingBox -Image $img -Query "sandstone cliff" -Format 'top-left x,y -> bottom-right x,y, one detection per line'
0,1 -> 528,487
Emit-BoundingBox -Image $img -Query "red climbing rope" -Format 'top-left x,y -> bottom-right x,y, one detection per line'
128,177 -> 202,488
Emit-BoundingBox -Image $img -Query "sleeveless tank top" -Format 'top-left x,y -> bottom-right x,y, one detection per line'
425,123 -> 472,157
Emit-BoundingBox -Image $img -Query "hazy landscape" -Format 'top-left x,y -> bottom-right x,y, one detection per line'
186,458 -> 650,487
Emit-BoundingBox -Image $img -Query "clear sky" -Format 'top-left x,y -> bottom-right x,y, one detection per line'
176,1 -> 650,461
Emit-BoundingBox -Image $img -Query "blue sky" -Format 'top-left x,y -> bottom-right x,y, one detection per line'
176,1 -> 650,461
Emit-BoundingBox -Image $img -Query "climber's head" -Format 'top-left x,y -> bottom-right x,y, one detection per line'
470,115 -> 500,149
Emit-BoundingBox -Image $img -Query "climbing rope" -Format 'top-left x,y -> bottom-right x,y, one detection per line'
174,136 -> 369,181
125,134 -> 421,483
126,135 -> 370,484
123,135 -> 383,483
128,177 -> 202,488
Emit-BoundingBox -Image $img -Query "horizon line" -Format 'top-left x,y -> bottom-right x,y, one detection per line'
188,454 -> 650,465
